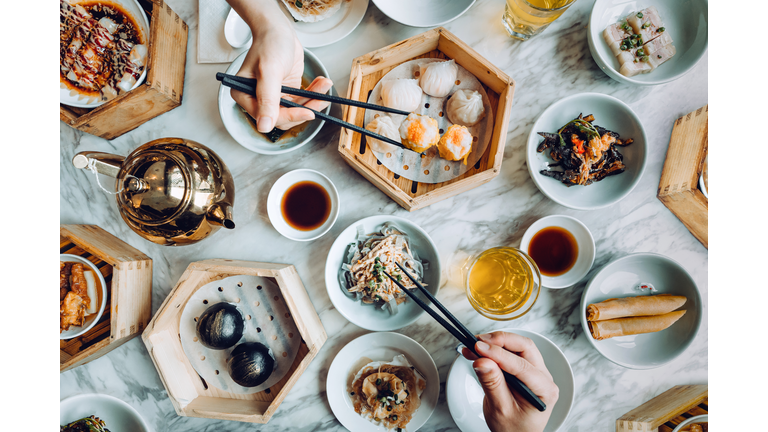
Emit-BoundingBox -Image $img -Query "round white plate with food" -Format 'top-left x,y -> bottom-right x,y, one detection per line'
60,254 -> 108,340
587,0 -> 708,86
373,0 -> 475,28
325,215 -> 441,331
580,253 -> 702,369
446,329 -> 574,432
60,394 -> 151,432
327,332 -> 439,432
279,0 -> 369,48
60,0 -> 150,108
527,93 -> 647,210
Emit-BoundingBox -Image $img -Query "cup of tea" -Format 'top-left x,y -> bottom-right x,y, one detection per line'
267,169 -> 340,241
502,0 -> 576,41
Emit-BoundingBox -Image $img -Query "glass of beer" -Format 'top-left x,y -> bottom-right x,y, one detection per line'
502,0 -> 576,41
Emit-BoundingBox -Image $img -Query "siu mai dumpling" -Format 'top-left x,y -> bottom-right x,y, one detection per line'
446,89 -> 485,127
419,60 -> 458,97
438,124 -> 473,164
381,79 -> 423,113
365,116 -> 401,152
399,113 -> 439,153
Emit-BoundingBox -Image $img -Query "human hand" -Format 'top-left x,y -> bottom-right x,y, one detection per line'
462,332 -> 559,432
227,0 -> 333,132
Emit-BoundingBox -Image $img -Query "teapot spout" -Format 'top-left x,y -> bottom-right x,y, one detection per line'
207,203 -> 235,230
72,152 -> 125,178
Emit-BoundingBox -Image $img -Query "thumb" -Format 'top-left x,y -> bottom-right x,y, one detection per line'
254,65 -> 282,132
473,358 -> 515,412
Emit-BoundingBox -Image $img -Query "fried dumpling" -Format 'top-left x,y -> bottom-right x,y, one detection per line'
446,89 -> 485,127
381,79 -> 423,113
418,59 -> 458,97
438,124 -> 473,164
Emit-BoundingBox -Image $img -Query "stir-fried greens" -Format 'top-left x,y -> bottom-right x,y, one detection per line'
61,416 -> 110,432
537,114 -> 634,186
339,222 -> 427,314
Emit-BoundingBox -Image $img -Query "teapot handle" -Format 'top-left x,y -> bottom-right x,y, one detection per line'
72,152 -> 125,178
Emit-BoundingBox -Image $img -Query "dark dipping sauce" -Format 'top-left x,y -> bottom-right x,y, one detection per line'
528,226 -> 578,276
281,181 -> 331,231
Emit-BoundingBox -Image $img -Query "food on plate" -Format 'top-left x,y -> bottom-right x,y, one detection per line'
587,294 -> 687,321
227,342 -> 276,387
61,415 -> 110,432
683,423 -> 708,432
437,124 -> 473,164
365,116 -> 402,152
528,226 -> 578,277
339,222 -> 427,314
60,261 -> 100,332
348,354 -> 427,430
467,247 -> 536,316
399,113 -> 440,153
537,113 -> 634,186
279,0 -> 342,23
60,0 -> 147,101
445,89 -> 486,127
381,79 -> 423,113
418,59 -> 458,97
196,303 -> 245,350
602,7 -> 675,77
588,310 -> 686,340
281,180 -> 332,231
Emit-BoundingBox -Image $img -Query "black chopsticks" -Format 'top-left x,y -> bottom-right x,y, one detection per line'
219,75 -> 411,151
383,262 -> 547,413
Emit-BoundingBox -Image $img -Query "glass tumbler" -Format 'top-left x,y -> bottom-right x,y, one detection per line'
502,0 -> 576,41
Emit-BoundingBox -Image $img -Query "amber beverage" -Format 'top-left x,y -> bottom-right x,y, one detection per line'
502,0 -> 576,40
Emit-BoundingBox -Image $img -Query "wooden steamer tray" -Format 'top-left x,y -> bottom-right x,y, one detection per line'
617,384 -> 708,432
59,0 -> 188,139
657,105 -> 708,248
339,27 -> 515,211
60,225 -> 153,373
142,259 -> 327,424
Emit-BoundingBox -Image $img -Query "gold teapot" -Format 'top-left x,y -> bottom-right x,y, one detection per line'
73,138 -> 235,246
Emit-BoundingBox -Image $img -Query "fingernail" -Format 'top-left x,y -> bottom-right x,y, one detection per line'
474,365 -> 491,374
476,341 -> 490,351
477,333 -> 492,341
257,116 -> 273,131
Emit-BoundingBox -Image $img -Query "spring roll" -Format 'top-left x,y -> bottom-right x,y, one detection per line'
588,310 -> 686,340
587,294 -> 686,321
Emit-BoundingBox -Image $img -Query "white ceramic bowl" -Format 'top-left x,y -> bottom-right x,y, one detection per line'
326,332 -> 439,432
60,394 -> 150,432
267,169 -> 340,241
527,93 -> 647,210
520,215 -> 595,289
672,414 -> 708,432
699,154 -> 708,199
587,0 -> 708,86
580,253 -> 702,369
60,0 -> 150,108
60,254 -> 108,340
284,0 -> 369,48
218,49 -> 332,155
446,328 -> 574,432
325,215 -> 441,331
372,0 -> 475,27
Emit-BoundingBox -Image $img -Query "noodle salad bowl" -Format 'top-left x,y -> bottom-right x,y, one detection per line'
325,215 -> 441,331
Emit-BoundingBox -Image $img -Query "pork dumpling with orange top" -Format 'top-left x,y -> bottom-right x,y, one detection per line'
399,113 -> 439,153
438,124 -> 473,164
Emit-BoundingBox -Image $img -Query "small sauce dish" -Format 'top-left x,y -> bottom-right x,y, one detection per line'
520,215 -> 595,289
267,169 -> 339,241
224,7 -> 252,48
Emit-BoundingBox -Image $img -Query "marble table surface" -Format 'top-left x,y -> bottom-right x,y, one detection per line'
60,0 -> 708,430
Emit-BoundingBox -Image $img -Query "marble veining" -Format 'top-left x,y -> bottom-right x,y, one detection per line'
60,0 -> 708,430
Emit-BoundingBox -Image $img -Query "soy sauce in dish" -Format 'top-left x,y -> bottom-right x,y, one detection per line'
528,226 -> 578,276
281,181 -> 331,231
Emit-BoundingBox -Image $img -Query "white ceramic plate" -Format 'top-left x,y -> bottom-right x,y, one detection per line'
281,0 -> 369,48
446,328 -> 575,432
520,215 -> 595,289
699,154 -> 708,199
60,254 -> 108,340
267,169 -> 340,241
326,332 -> 439,432
60,394 -> 151,432
587,0 -> 708,86
218,49 -> 332,155
325,215 -> 441,331
527,93 -> 647,210
672,414 -> 708,432
373,0 -> 475,28
580,253 -> 702,369
60,0 -> 150,108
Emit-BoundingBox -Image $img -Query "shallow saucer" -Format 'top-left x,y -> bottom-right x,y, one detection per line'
266,169 -> 340,242
60,394 -> 150,432
60,254 -> 108,340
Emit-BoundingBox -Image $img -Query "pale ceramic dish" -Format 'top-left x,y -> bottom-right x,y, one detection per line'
60,254 -> 108,340
373,0 -> 475,27
218,49 -> 332,155
60,394 -> 150,432
325,215 -> 441,331
282,0 -> 369,48
224,7 -> 252,48
520,215 -> 595,289
580,253 -> 702,369
587,0 -> 708,86
446,328 -> 574,432
672,414 -> 708,432
527,93 -> 647,210
326,332 -> 439,432
60,0 -> 150,108
267,169 -> 340,241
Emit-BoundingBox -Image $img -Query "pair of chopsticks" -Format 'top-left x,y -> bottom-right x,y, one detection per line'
384,262 -> 547,412
216,72 -> 413,151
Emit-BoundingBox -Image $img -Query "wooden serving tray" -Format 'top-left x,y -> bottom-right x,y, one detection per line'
616,385 -> 708,432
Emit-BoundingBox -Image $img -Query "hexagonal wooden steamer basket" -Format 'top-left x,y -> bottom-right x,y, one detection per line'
142,259 -> 327,424
339,27 -> 516,211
